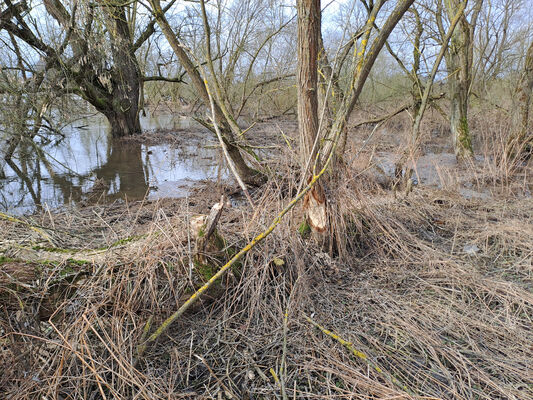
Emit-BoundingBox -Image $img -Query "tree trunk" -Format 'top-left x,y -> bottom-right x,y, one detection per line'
297,0 -> 327,233
297,0 -> 321,171
518,43 -> 533,138
507,42 -> 533,159
448,46 -> 473,159
443,0 -> 477,159
102,103 -> 141,138
84,62 -> 141,138
449,69 -> 473,159
102,3 -> 142,137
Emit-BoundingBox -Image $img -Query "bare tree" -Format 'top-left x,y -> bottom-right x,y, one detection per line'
474,0 -> 527,91
296,0 -> 415,237
318,0 -> 416,167
146,0 -> 296,185
0,0 -> 160,138
434,0 -> 483,159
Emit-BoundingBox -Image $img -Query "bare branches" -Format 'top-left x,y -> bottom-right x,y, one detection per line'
319,0 -> 416,167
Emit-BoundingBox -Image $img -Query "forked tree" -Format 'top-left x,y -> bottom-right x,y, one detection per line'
435,0 -> 483,159
297,0 -> 415,236
147,0 -> 275,185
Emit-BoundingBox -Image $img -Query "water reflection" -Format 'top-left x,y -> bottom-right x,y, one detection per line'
92,142 -> 150,201
0,113 -> 226,214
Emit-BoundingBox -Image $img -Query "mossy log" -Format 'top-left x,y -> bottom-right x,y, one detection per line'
0,235 -> 144,319
0,256 -> 91,320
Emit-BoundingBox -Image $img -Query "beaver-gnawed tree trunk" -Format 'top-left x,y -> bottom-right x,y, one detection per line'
297,0 -> 328,234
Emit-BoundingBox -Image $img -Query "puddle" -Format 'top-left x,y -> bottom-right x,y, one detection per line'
373,151 -> 492,198
374,152 -> 460,186
0,113 -> 227,214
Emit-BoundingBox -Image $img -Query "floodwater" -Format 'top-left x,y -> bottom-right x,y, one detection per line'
0,113 -> 227,215
374,151 -> 493,198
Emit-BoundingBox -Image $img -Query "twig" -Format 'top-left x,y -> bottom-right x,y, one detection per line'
280,308 -> 289,400
304,313 -> 412,395
195,354 -> 239,399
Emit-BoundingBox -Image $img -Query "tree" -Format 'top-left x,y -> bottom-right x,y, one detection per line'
297,0 -> 327,234
0,0 -> 156,138
507,41 -> 533,159
147,0 -> 286,185
297,0 -> 415,237
435,0 -> 483,159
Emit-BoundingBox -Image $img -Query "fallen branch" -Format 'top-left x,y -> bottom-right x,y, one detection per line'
349,93 -> 445,130
304,313 -> 412,396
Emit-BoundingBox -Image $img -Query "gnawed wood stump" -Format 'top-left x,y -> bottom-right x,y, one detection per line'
303,181 -> 327,233
189,195 -> 230,281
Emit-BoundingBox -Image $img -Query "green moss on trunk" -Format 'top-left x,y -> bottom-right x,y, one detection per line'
298,220 -> 311,237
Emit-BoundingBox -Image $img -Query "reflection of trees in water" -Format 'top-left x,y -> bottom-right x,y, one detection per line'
5,158 -> 41,207
1,130 -> 226,213
91,141 -> 149,201
3,140 -> 47,209
2,139 -> 150,211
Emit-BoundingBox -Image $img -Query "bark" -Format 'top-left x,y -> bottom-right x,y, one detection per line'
409,7 -> 423,142
102,106 -> 141,138
519,43 -> 533,136
297,0 -> 321,171
318,34 -> 348,159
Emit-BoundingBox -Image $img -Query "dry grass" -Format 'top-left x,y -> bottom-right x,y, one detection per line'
1,117 -> 532,399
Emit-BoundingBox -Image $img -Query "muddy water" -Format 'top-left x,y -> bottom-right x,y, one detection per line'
0,113 -> 227,215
